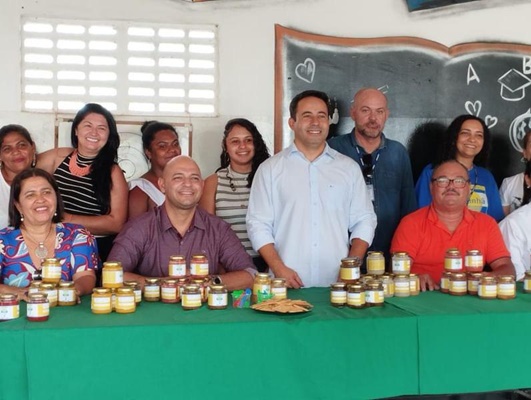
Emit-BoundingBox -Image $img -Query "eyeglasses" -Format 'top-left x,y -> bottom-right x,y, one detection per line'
430,177 -> 469,188
361,153 -> 373,180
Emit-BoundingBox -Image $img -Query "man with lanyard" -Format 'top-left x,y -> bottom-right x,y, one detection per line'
328,87 -> 417,271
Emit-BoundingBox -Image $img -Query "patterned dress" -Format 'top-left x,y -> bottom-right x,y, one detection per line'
0,223 -> 99,287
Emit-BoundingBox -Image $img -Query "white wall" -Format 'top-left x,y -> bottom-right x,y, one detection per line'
1,0 -> 530,176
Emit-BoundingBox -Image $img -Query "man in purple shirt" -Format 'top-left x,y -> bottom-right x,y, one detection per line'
108,155 -> 256,290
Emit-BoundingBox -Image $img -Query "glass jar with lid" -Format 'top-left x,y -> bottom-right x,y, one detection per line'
190,254 -> 209,278
168,255 -> 187,278
91,288 -> 112,314
524,271 -> 531,294
497,275 -> 516,300
271,278 -> 287,300
182,284 -> 202,310
115,287 -> 136,313
27,293 -> 49,322
449,272 -> 467,296
330,282 -> 347,307
208,284 -> 228,310
440,271 -> 452,294
478,276 -> 497,299
41,257 -> 62,283
391,252 -> 411,275
409,274 -> 420,296
57,281 -> 77,306
365,280 -> 385,307
161,279 -> 179,304
28,280 -> 43,294
339,257 -> 361,283
467,273 -> 482,295
143,278 -> 160,302
464,250 -> 483,273
0,293 -> 20,321
394,274 -> 410,298
124,281 -> 142,304
381,273 -> 395,298
252,273 -> 271,304
444,248 -> 463,272
39,283 -> 58,307
102,261 -> 123,289
347,282 -> 365,309
367,251 -> 386,275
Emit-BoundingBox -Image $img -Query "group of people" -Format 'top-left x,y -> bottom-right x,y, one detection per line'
0,87 -> 530,298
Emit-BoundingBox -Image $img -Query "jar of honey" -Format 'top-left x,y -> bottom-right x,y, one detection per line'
339,256 -> 361,283
41,257 -> 62,283
91,288 -> 112,314
0,293 -> 20,321
27,293 -> 49,322
381,273 -> 395,298
57,281 -> 77,306
464,250 -> 483,273
330,282 -> 347,307
440,271 -> 452,294
347,282 -> 365,309
524,271 -> 531,294
28,280 -> 43,294
478,276 -> 497,300
39,283 -> 58,307
497,275 -> 516,300
143,278 -> 160,302
102,261 -> 123,289
182,284 -> 202,310
366,251 -> 386,275
409,274 -> 420,296
444,248 -> 463,272
271,278 -> 287,300
365,280 -> 385,307
123,281 -> 142,304
394,274 -> 410,298
190,254 -> 209,278
449,272 -> 467,296
252,273 -> 271,304
168,255 -> 187,278
467,273 -> 482,295
391,252 -> 411,275
115,287 -> 136,313
161,279 -> 179,304
208,284 -> 228,310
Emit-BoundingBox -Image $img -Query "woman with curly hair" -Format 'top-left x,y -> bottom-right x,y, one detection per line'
200,118 -> 270,271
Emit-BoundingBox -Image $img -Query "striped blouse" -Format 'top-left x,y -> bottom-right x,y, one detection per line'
215,166 -> 257,257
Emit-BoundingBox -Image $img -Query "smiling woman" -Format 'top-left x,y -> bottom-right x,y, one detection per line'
0,168 -> 97,300
37,104 -> 128,268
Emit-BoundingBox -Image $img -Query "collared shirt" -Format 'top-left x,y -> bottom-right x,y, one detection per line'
391,205 -> 510,283
499,172 -> 524,213
246,143 -> 377,287
415,163 -> 504,222
499,202 -> 531,280
108,205 -> 256,277
328,131 -> 417,259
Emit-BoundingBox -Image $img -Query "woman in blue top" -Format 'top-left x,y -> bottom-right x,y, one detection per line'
415,115 -> 504,221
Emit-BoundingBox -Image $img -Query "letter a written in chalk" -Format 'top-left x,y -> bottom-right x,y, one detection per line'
467,64 -> 480,85
524,57 -> 531,75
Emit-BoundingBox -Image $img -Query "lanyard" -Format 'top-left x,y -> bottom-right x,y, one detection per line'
355,146 -> 381,177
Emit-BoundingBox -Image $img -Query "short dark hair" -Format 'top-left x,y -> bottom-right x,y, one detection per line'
9,168 -> 64,228
0,124 -> 35,148
440,115 -> 491,167
140,120 -> 179,151
289,90 -> 331,119
431,159 -> 470,180
218,118 -> 270,187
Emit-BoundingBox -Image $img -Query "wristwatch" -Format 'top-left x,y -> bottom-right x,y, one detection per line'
212,275 -> 223,285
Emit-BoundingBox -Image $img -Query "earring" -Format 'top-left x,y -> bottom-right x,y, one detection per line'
31,153 -> 36,168
54,211 -> 57,217
20,213 -> 24,222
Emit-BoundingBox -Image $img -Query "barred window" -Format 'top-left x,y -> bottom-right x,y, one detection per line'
21,18 -> 218,116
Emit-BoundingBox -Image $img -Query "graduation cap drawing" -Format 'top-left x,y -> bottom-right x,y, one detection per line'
497,69 -> 531,102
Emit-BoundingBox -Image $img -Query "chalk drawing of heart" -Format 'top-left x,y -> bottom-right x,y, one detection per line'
295,58 -> 316,83
465,100 -> 482,117
485,115 -> 498,129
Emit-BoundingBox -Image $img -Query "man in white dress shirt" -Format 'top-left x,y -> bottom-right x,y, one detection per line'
246,90 -> 377,288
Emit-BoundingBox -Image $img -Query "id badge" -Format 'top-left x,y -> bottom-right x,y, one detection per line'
367,184 -> 374,202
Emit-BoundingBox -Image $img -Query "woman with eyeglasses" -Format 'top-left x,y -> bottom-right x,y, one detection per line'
128,121 -> 181,221
199,118 -> 270,272
415,115 -> 504,222
499,128 -> 531,216
0,169 -> 97,300
0,124 -> 37,229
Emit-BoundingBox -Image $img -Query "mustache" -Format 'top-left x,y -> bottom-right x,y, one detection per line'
443,189 -> 459,195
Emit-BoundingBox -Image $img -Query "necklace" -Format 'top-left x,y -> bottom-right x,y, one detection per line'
224,167 -> 250,209
68,150 -> 92,177
22,224 -> 55,260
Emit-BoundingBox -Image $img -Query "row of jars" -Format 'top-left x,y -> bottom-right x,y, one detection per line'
252,273 -> 287,304
440,272 -> 517,299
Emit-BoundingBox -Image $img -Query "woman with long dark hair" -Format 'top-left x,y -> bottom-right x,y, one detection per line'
38,103 -> 128,262
415,114 -> 504,221
199,118 -> 270,271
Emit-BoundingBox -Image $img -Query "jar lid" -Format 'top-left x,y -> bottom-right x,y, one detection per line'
451,272 -> 466,279
446,248 -> 461,256
480,276 -> 497,283
393,251 -> 409,257
169,255 -> 186,261
40,283 -> 57,289
123,281 -> 139,288
210,284 -> 226,291
341,257 -> 361,267
42,257 -> 61,265
116,287 -> 134,294
367,251 -> 384,257
93,288 -> 112,294
330,282 -> 346,289
103,261 -> 122,268
58,281 -> 74,288
164,279 -> 178,285
191,254 -> 207,260
347,282 -> 363,290
466,249 -> 481,255
0,293 -> 18,301
498,275 -> 515,282
145,278 -> 160,284
272,278 -> 286,284
29,292 -> 48,300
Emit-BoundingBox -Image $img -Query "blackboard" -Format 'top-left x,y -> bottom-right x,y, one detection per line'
274,25 -> 531,183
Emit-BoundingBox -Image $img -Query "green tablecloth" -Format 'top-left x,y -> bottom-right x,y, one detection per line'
387,287 -> 531,395
0,288 -> 419,400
